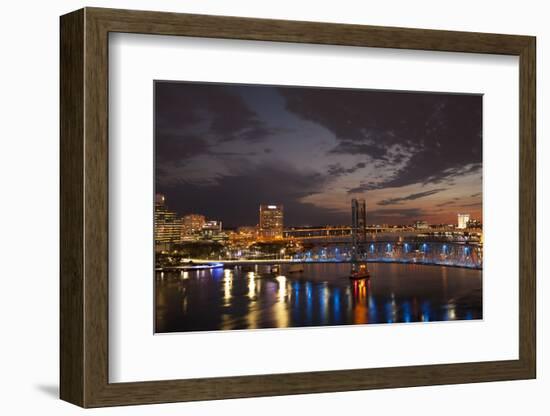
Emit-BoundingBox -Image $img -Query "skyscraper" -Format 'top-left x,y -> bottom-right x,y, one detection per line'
155,193 -> 166,206
154,194 -> 182,246
259,204 -> 284,240
351,199 -> 367,260
457,213 -> 470,229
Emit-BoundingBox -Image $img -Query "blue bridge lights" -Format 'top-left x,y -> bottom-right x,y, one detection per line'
292,241 -> 481,269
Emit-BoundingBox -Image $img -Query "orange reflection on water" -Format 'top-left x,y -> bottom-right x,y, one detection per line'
353,279 -> 369,324
274,275 -> 289,327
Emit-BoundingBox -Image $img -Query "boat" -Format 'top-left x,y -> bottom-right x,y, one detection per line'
288,264 -> 304,273
349,263 -> 370,280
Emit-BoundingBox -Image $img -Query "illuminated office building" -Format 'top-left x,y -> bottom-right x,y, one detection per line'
201,220 -> 224,240
457,213 -> 470,229
154,193 -> 182,244
259,204 -> 284,239
237,226 -> 258,239
181,214 -> 206,238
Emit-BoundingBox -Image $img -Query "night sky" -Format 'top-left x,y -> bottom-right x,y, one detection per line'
155,81 -> 482,228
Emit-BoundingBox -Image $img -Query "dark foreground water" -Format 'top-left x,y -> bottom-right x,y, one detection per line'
155,263 -> 482,333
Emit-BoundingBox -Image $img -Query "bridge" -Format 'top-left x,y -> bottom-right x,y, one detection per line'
291,240 -> 482,269
283,226 -> 482,244
284,226 -> 398,239
159,240 -> 482,270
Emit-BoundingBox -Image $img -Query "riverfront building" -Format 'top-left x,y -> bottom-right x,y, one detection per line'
181,214 -> 206,239
201,220 -> 225,240
154,194 -> 182,246
457,213 -> 470,229
259,204 -> 284,240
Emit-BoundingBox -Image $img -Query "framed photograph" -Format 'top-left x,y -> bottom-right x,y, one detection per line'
60,7 -> 536,407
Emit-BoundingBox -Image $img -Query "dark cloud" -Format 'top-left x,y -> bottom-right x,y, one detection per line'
330,141 -> 394,161
436,201 -> 455,208
281,88 -> 482,189
157,162 -> 345,227
377,188 -> 447,206
327,162 -> 367,177
459,202 -> 482,208
155,81 -> 277,164
347,163 -> 481,194
155,134 -> 210,165
210,151 -> 257,157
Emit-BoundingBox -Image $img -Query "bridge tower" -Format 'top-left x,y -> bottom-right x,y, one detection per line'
351,198 -> 367,262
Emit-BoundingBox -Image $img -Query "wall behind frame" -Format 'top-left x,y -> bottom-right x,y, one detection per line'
0,0 -> 545,415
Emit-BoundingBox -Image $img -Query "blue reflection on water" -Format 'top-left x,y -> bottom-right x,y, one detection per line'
368,296 -> 378,323
333,288 -> 341,324
402,301 -> 412,323
292,281 -> 300,302
211,267 -> 223,280
421,301 -> 431,322
385,300 -> 394,323
305,282 -> 313,322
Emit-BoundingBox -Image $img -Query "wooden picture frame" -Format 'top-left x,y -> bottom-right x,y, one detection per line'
60,7 -> 536,408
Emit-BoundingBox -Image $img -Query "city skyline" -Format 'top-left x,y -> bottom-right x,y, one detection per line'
156,192 -> 479,234
155,81 -> 482,228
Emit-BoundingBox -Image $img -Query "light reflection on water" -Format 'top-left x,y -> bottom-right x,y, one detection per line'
155,262 -> 482,333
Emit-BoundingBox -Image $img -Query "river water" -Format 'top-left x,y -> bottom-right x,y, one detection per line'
155,262 -> 482,333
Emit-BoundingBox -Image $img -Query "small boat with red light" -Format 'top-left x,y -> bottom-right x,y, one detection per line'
350,263 -> 370,280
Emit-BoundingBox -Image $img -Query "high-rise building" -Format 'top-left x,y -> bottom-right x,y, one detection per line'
351,199 -> 367,259
259,204 -> 284,239
457,213 -> 470,229
154,194 -> 182,245
181,214 -> 206,238
155,193 -> 166,206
